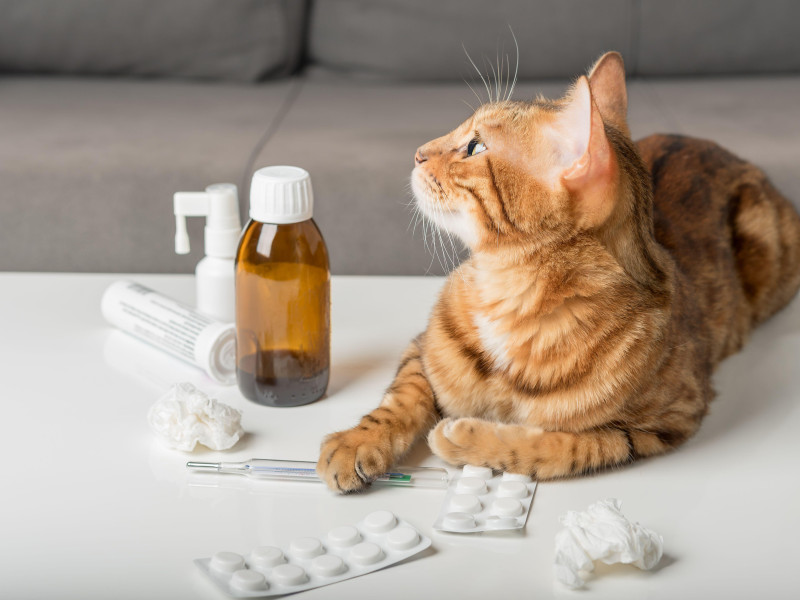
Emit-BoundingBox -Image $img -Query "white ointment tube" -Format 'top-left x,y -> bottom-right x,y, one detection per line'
101,280 -> 236,384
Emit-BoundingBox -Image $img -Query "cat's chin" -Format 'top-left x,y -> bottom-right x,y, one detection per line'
410,173 -> 478,248
431,209 -> 477,249
414,198 -> 477,249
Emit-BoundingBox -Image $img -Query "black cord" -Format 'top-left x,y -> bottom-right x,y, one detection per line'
239,76 -> 306,212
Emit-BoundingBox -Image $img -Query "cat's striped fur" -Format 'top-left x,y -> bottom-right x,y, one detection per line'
317,52 -> 800,492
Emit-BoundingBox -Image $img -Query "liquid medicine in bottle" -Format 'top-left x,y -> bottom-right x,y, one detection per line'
235,166 -> 330,407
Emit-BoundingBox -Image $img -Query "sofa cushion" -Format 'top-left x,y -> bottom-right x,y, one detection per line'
638,0 -> 800,75
309,0 -> 632,81
0,76 -> 296,273
0,0 -> 307,81
309,0 -> 800,80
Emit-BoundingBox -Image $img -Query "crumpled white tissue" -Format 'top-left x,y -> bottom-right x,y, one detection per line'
554,498 -> 663,589
147,382 -> 244,451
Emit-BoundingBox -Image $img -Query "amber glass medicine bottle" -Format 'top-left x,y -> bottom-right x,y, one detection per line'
235,166 -> 330,407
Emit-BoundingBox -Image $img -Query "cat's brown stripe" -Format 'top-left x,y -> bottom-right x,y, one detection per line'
452,179 -> 497,232
317,52 -> 800,492
435,297 -> 494,377
485,156 -> 520,232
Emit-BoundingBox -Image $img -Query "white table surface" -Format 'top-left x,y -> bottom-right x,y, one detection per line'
1,273 -> 799,600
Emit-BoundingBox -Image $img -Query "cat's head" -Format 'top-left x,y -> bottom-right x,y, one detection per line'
411,52 -> 633,253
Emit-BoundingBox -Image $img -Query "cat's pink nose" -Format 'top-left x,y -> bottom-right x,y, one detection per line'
414,149 -> 428,165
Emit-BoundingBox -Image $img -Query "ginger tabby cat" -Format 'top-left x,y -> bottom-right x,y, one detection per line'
317,52 -> 800,493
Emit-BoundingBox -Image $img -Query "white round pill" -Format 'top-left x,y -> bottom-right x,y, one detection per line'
271,564 -> 308,586
363,510 -> 397,533
501,472 -> 532,483
462,465 -> 493,480
230,569 -> 268,592
210,551 -> 245,574
386,526 -> 420,550
486,516 -> 520,530
349,542 -> 384,565
289,537 -> 324,559
250,546 -> 285,569
443,512 -> 476,530
491,497 -> 524,517
311,554 -> 346,577
497,480 -> 529,499
456,476 -> 488,495
450,493 -> 482,514
327,525 -> 361,547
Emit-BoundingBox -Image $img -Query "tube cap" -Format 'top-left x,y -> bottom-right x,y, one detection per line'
250,166 -> 313,224
194,322 -> 236,385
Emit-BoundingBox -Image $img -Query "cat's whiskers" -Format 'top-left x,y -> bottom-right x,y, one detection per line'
496,40 -> 511,104
414,206 -> 424,238
435,202 -> 457,274
431,182 -> 454,262
439,206 -> 461,275
427,195 -> 448,275
422,209 -> 435,272
502,53 -> 511,103
485,56 -> 499,103
462,29 -> 519,106
429,206 -> 445,274
463,44 -> 492,104
403,182 -> 422,235
462,77 -> 484,111
409,202 -> 423,236
432,182 -> 468,283
416,184 -> 439,275
494,47 -> 502,103
407,183 -> 436,272
505,26 -> 520,102
415,177 -> 459,277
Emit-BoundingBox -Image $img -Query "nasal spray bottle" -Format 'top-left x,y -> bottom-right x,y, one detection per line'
236,167 -> 330,407
174,183 -> 242,322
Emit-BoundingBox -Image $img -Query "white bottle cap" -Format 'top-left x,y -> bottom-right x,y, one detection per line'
250,166 -> 314,224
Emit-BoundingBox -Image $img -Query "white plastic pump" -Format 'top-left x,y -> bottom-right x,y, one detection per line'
174,183 -> 242,322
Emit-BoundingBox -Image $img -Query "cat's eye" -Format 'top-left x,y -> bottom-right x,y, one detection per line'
467,138 -> 487,157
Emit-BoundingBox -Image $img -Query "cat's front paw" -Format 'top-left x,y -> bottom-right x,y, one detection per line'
316,428 -> 393,494
428,417 -> 490,466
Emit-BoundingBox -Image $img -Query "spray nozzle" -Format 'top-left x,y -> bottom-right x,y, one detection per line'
173,184 -> 242,259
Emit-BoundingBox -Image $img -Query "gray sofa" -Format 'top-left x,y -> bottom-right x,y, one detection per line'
1,0 -> 799,275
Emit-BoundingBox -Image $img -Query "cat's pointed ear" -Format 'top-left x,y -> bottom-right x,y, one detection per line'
588,52 -> 628,134
551,76 -> 617,228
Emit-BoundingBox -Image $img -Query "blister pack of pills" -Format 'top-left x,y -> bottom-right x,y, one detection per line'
433,465 -> 537,533
195,511 -> 431,597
